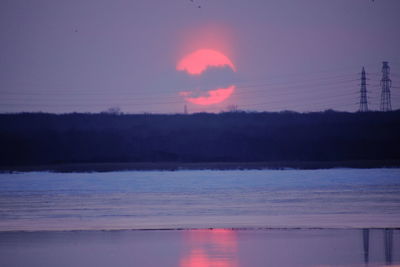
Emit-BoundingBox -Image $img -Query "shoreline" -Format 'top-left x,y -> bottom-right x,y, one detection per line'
1,159 -> 400,173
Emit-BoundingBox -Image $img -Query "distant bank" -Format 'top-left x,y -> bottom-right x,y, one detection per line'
1,160 -> 400,173
1,110 -> 399,170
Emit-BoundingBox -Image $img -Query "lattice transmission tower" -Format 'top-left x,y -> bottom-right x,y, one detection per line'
380,61 -> 392,111
359,67 -> 368,112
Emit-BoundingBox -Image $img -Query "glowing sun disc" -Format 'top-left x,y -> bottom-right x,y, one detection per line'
177,49 -> 236,75
184,85 -> 235,105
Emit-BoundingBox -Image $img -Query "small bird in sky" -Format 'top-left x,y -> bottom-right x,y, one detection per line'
189,0 -> 201,9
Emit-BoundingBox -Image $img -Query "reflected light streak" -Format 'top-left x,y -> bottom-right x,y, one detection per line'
180,229 -> 238,267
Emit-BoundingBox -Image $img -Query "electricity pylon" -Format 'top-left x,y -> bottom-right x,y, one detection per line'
380,62 -> 392,111
359,67 -> 368,112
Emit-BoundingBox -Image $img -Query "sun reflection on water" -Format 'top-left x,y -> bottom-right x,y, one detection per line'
180,229 -> 238,267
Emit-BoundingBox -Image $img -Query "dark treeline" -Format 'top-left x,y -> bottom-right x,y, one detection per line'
1,110 -> 400,166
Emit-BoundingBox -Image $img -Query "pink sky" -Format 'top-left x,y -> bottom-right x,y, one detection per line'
0,0 -> 399,113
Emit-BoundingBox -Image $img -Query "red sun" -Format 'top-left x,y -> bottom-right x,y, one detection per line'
177,49 -> 236,106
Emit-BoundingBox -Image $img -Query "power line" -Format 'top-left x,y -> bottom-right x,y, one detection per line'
0,64 -> 398,113
0,82 -> 360,107
0,73 -> 358,96
0,77 -> 359,101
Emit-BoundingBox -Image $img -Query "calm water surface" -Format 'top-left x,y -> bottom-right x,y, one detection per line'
0,229 -> 399,267
0,168 -> 399,231
1,168 -> 400,267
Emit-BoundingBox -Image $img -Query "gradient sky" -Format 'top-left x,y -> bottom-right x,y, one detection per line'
1,0 -> 400,113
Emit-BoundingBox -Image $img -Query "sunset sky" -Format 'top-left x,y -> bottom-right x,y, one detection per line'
1,0 -> 399,113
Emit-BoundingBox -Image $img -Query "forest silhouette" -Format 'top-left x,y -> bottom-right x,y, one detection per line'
1,110 -> 399,168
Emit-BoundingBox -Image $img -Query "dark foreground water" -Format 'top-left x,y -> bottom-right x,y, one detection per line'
0,229 -> 399,267
0,168 -> 399,230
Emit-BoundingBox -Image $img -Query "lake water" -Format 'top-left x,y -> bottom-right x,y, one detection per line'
1,168 -> 399,231
1,228 -> 399,267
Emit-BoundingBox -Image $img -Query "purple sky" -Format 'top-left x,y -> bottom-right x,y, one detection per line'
1,0 -> 400,114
